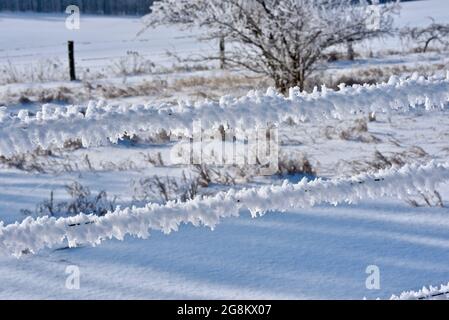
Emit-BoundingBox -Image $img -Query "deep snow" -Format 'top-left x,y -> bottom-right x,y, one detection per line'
1,196 -> 449,299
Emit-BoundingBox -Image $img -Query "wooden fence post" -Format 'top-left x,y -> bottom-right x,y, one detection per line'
68,41 -> 76,81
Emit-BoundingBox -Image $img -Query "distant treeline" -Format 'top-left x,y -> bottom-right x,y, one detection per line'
0,0 -> 155,15
0,0 -> 420,16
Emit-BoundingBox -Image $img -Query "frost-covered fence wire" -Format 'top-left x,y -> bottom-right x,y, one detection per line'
1,74 -> 449,155
391,282 -> 449,300
0,161 -> 448,257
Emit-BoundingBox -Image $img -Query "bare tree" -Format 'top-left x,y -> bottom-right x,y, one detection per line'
140,0 -> 228,69
143,0 -> 399,92
401,18 -> 449,53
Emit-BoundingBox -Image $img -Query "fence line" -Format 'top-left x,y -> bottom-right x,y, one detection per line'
1,161 -> 448,257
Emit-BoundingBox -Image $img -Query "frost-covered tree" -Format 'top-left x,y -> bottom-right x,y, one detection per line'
401,18 -> 449,53
143,0 -> 399,92
141,0 -> 228,69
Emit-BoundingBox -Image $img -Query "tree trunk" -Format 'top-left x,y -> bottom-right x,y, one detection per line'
347,41 -> 355,61
299,77 -> 305,92
423,37 -> 436,53
298,69 -> 305,92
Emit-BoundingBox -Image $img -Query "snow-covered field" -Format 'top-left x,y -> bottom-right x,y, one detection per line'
1,0 -> 449,300
0,13 -> 210,71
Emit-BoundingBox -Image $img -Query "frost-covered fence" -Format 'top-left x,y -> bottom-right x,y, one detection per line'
0,161 -> 448,257
0,74 -> 449,156
68,41 -> 76,81
391,282 -> 449,300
